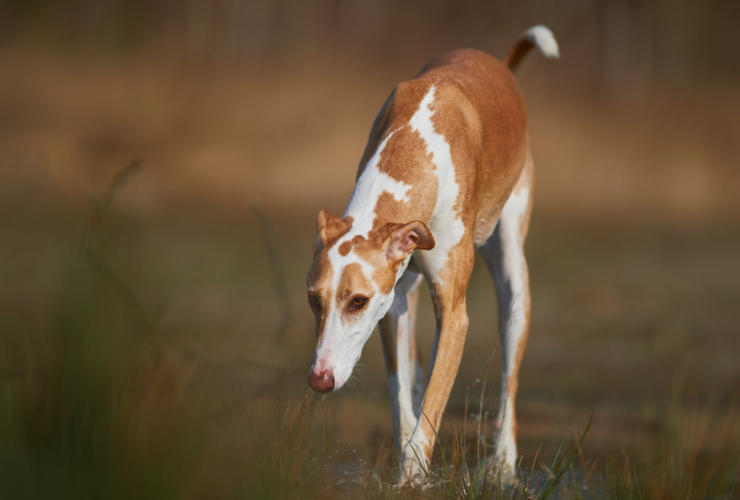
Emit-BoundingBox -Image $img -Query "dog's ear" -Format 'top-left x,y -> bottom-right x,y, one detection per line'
383,221 -> 435,263
313,210 -> 351,256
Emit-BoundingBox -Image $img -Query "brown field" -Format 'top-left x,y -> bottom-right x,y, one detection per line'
1,44 -> 739,498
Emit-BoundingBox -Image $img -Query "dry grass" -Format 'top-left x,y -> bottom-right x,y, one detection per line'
0,167 -> 737,499
1,36 -> 739,494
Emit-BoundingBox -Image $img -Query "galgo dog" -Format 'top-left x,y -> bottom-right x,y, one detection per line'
306,26 -> 559,484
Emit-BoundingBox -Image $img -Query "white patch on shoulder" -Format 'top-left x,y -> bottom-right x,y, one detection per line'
345,131 -> 412,238
409,85 -> 466,283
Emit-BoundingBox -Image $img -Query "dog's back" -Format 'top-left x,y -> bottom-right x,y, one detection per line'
355,48 -> 529,248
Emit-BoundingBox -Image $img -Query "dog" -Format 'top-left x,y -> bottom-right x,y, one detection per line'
306,26 -> 559,483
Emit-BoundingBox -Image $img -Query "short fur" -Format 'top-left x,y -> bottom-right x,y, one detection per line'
306,26 -> 559,483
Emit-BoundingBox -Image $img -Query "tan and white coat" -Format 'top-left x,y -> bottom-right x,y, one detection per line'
306,26 -> 559,483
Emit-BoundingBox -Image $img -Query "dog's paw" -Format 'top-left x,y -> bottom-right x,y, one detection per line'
485,453 -> 518,485
395,444 -> 431,488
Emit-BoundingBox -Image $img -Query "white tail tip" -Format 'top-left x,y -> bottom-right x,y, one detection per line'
524,25 -> 560,59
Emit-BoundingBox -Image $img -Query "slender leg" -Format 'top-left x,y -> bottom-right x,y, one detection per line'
479,159 -> 534,478
407,284 -> 426,418
379,271 -> 424,454
398,241 -> 475,484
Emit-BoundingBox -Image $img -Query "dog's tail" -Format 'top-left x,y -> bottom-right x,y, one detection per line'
504,25 -> 559,73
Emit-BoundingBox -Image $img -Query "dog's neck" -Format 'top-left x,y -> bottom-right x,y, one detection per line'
343,85 -> 452,243
343,130 -> 415,239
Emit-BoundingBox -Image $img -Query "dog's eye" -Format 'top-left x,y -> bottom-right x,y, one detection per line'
350,296 -> 367,310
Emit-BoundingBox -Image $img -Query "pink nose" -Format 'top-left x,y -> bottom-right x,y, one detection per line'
308,369 -> 335,393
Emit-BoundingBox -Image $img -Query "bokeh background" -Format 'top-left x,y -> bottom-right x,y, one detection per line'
1,0 -> 739,497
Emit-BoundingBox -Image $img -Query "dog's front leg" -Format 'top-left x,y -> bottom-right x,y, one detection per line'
398,246 -> 473,485
379,271 -> 424,455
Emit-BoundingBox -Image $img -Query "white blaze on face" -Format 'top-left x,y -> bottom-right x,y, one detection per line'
312,246 -> 394,389
409,85 -> 465,283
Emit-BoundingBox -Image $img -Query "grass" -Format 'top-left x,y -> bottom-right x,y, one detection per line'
597,390 -> 740,499
0,167 -> 738,499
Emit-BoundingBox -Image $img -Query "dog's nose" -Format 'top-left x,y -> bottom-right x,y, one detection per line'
308,369 -> 335,393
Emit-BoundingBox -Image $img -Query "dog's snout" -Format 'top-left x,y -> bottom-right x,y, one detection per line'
308,369 -> 335,393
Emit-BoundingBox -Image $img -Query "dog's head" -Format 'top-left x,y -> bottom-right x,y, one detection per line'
306,209 -> 434,392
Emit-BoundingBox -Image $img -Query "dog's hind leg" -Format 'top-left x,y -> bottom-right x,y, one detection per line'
379,271 -> 425,454
478,157 -> 534,478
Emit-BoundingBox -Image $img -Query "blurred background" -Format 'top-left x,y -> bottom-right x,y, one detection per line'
0,0 -> 739,497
